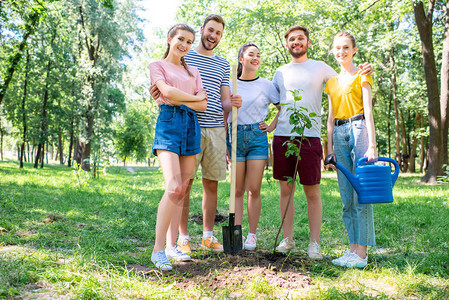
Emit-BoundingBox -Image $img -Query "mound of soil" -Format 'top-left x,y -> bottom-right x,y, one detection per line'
126,250 -> 314,292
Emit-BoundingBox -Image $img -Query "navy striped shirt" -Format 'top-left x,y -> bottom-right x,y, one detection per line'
185,50 -> 230,127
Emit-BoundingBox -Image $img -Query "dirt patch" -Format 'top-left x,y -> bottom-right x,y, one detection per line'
189,213 -> 228,225
126,250 -> 314,292
43,214 -> 65,223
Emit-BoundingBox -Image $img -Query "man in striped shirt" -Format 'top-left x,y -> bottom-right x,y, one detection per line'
151,14 -> 242,253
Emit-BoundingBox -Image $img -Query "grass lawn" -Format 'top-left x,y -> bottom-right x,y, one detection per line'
1,159 -> 449,299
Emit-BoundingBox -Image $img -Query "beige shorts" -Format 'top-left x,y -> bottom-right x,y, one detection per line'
192,127 -> 227,181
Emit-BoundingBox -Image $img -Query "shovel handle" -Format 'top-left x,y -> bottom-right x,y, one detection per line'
229,65 -> 238,214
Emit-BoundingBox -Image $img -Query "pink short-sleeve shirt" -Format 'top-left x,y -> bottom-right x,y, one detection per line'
149,60 -> 203,103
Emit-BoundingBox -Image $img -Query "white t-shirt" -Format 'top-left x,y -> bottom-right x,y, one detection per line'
228,77 -> 280,125
272,59 -> 337,137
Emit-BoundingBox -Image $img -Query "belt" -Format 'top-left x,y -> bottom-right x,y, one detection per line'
335,114 -> 364,126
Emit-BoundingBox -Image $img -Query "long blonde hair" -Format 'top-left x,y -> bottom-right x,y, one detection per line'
163,24 -> 196,77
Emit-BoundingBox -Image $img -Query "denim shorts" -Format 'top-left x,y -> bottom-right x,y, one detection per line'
152,104 -> 201,156
226,123 -> 268,161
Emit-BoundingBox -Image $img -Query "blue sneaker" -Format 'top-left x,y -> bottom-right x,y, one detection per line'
344,254 -> 368,268
331,250 -> 355,267
151,250 -> 172,271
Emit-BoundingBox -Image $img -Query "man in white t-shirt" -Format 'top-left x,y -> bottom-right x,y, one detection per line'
272,25 -> 371,258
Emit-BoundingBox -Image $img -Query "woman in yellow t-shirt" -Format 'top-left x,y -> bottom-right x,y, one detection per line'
325,32 -> 378,268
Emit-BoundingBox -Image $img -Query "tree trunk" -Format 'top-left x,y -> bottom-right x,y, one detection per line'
390,48 -> 402,167
34,59 -> 52,169
78,6 -> 100,172
34,144 -> 41,168
58,128 -> 64,164
73,139 -> 82,165
68,120 -> 74,167
80,106 -> 94,171
408,113 -> 421,173
20,51 -> 30,168
414,1 -> 443,183
44,141 -> 48,166
441,0 -> 449,166
27,142 -> 31,162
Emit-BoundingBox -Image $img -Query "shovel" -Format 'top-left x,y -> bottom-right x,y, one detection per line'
222,64 -> 243,255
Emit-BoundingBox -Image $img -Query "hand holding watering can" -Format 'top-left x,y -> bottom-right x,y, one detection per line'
324,154 -> 400,204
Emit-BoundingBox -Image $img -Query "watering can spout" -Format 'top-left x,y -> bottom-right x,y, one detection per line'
324,154 -> 361,193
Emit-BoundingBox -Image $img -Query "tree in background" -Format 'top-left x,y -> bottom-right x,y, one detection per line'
0,0 -> 47,105
73,0 -> 142,171
113,99 -> 153,166
413,0 -> 447,183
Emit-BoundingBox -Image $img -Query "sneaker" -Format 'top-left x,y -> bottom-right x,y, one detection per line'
331,250 -> 355,267
151,250 -> 172,271
165,245 -> 191,261
177,236 -> 191,253
344,254 -> 368,268
244,235 -> 257,251
307,241 -> 323,259
276,237 -> 296,253
201,236 -> 224,252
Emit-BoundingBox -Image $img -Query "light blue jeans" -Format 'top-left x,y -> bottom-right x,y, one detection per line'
333,119 -> 375,246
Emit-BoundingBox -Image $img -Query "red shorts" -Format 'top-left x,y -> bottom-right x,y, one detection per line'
272,136 -> 323,185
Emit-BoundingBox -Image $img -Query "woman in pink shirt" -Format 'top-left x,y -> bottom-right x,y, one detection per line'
149,23 -> 207,271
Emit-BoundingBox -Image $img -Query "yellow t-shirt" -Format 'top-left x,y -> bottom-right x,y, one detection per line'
324,71 -> 373,120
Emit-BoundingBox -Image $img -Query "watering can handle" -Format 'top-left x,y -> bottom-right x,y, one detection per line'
357,157 -> 400,186
324,154 -> 337,165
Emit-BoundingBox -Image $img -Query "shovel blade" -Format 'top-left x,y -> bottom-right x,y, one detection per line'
222,213 -> 243,255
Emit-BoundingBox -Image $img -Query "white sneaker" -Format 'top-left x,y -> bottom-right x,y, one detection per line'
307,241 -> 323,259
244,235 -> 257,251
151,250 -> 172,271
276,237 -> 296,253
331,250 -> 355,266
165,246 -> 191,261
344,254 -> 368,268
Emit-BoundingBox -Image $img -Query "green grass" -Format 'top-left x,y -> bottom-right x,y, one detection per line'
1,159 -> 449,299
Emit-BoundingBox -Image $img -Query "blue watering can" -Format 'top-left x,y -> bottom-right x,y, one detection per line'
324,154 -> 400,204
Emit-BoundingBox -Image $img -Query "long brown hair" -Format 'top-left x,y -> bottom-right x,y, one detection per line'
163,24 -> 196,77
237,43 -> 259,78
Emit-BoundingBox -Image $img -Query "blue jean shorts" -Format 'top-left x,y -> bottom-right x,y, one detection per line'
152,104 -> 201,156
226,123 -> 268,161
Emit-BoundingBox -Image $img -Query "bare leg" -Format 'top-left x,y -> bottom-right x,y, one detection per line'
356,245 -> 367,259
279,180 -> 296,239
178,179 -> 194,236
166,156 -> 196,248
202,178 -> 218,232
245,159 -> 265,234
153,150 -> 192,253
303,184 -> 322,243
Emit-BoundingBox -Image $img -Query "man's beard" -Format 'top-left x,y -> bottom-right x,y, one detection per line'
288,45 -> 307,58
201,35 -> 217,51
